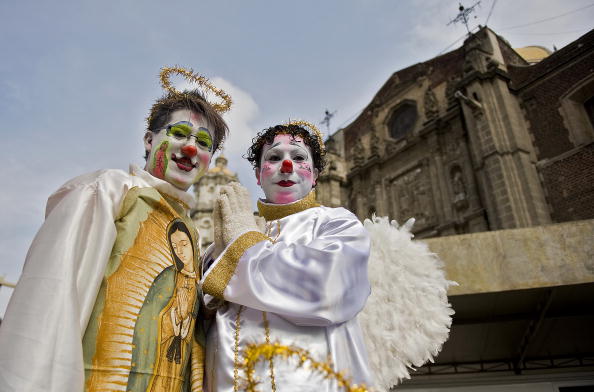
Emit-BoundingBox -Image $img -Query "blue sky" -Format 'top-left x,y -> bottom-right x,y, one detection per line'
1,0 -> 592,316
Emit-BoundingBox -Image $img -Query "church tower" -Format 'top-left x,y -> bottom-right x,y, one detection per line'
191,154 -> 239,248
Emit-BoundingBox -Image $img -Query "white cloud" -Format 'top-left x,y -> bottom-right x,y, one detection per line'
210,77 -> 266,208
211,77 -> 260,159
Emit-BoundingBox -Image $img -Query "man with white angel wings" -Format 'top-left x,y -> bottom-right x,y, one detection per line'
201,121 -> 455,392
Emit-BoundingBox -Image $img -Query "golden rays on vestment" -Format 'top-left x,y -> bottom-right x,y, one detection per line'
87,199 -> 180,391
190,339 -> 205,392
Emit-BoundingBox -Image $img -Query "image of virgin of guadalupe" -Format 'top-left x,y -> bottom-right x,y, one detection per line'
128,219 -> 201,391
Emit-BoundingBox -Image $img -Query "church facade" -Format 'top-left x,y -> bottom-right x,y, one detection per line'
317,27 -> 594,238
316,27 -> 594,390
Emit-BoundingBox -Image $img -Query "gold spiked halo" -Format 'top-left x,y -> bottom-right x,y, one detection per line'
284,119 -> 325,153
159,66 -> 232,113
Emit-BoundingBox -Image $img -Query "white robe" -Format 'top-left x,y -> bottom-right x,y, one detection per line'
201,193 -> 374,392
0,166 -> 195,392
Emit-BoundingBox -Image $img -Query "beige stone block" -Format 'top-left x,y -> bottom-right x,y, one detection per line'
425,219 -> 594,295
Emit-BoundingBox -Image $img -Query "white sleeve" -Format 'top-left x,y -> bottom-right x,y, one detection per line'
201,211 -> 371,327
0,171 -> 128,392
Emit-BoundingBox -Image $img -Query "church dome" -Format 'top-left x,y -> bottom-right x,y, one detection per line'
208,154 -> 236,177
515,46 -> 552,64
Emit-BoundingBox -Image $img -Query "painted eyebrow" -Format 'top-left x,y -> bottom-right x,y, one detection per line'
289,142 -> 308,154
197,127 -> 212,136
170,121 -> 194,127
266,143 -> 309,157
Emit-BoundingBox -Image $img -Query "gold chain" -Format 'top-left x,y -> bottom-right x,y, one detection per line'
264,221 -> 282,243
233,222 -> 280,391
262,312 -> 277,392
233,305 -> 245,392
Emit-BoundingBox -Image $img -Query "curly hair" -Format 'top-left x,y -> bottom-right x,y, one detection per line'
245,124 -> 326,173
145,89 -> 229,159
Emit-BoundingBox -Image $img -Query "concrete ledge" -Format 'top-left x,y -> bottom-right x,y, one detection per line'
425,219 -> 594,295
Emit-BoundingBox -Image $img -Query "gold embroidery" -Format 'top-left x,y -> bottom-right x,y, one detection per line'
87,203 -> 176,391
262,312 -> 277,392
202,231 -> 271,299
264,221 -> 281,243
86,193 -> 199,391
257,191 -> 320,221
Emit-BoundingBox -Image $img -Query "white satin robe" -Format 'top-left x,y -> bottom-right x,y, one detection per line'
201,195 -> 374,391
0,165 -> 195,392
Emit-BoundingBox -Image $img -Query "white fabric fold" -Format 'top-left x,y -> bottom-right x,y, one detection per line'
202,206 -> 374,392
0,166 -> 194,392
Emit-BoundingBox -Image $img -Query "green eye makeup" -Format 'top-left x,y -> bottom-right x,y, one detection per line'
195,128 -> 213,151
166,124 -> 192,137
163,122 -> 213,152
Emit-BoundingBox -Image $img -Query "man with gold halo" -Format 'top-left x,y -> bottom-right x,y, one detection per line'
201,123 -> 375,391
0,68 -> 230,391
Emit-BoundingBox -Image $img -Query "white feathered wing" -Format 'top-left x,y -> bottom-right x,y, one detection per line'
359,216 -> 456,391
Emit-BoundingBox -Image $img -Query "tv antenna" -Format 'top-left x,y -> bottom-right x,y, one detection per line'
448,2 -> 481,34
320,109 -> 337,132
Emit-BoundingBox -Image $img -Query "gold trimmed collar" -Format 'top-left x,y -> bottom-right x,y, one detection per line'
257,191 -> 320,221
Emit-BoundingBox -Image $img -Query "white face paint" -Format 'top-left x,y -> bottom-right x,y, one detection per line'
256,134 -> 318,204
144,109 -> 215,191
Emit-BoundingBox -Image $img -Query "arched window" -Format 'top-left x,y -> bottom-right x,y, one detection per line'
559,76 -> 594,146
388,101 -> 418,140
585,95 -> 594,128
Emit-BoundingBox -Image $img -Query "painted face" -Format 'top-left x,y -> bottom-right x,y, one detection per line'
170,229 -> 194,271
144,109 -> 215,191
256,134 -> 318,204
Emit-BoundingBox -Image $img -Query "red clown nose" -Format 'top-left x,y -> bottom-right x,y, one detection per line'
280,159 -> 293,173
181,145 -> 198,157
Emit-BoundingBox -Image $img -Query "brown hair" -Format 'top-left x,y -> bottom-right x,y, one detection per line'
145,89 -> 228,159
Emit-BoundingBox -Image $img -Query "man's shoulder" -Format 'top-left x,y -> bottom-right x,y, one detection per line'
48,169 -> 146,206
45,168 -> 152,218
58,168 -> 140,190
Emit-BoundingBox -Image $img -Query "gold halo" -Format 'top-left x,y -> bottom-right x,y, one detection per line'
159,66 -> 232,113
284,119 -> 325,153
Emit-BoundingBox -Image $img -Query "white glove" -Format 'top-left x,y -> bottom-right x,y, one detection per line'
255,216 -> 267,232
212,197 -> 225,258
217,182 -> 261,247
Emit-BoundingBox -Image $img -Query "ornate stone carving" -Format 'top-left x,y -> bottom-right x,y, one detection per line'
352,145 -> 366,167
444,137 -> 462,160
445,76 -> 461,107
424,87 -> 439,120
328,160 -> 338,172
384,141 -> 396,156
370,133 -> 380,157
391,164 -> 436,229
451,165 -> 469,210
